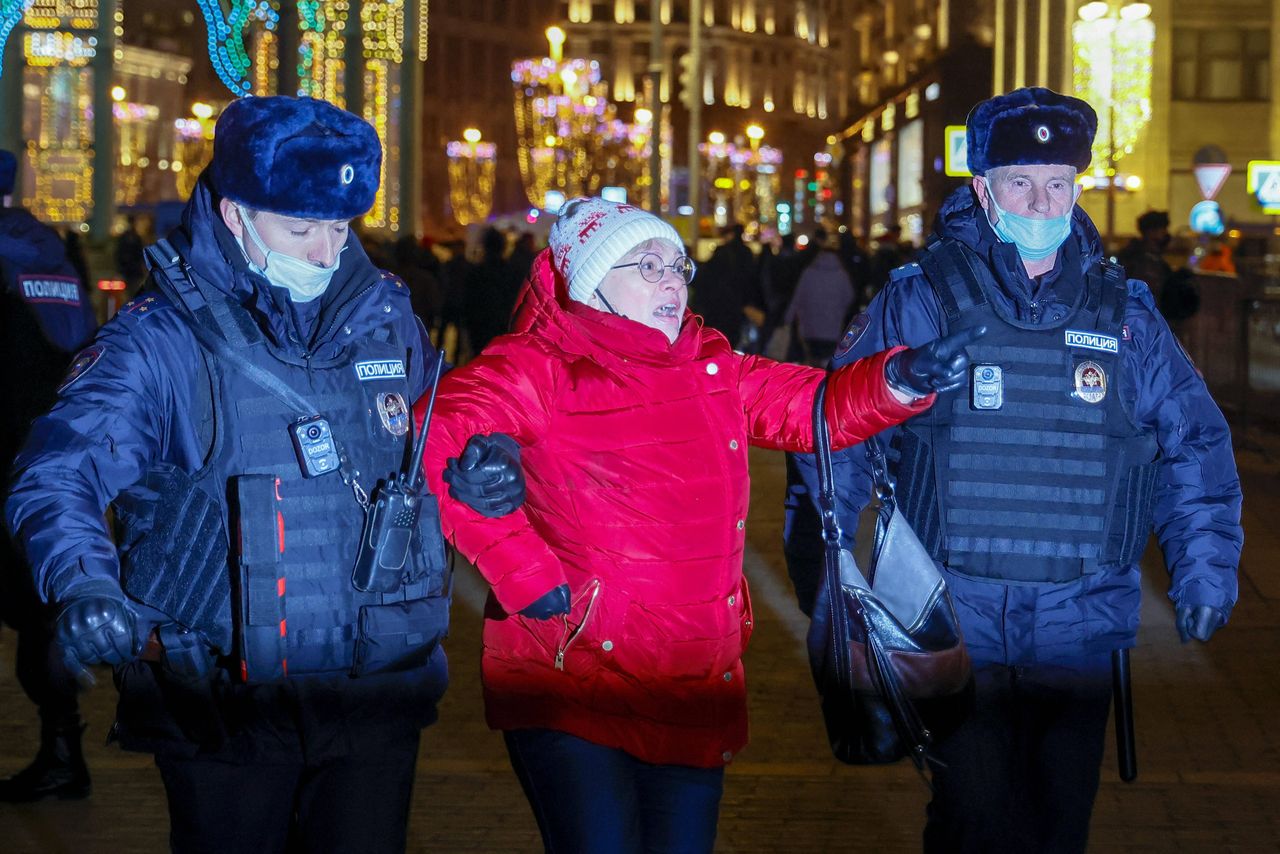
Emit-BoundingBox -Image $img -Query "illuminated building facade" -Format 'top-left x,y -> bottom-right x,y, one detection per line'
556,0 -> 854,229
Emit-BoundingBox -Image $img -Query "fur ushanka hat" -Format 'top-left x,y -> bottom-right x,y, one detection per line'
210,96 -> 381,220
965,87 -> 1097,176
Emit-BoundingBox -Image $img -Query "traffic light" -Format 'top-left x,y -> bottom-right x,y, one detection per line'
677,51 -> 697,111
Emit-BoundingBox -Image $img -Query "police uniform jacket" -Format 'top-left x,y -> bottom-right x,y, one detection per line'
788,187 -> 1242,666
5,176 -> 445,759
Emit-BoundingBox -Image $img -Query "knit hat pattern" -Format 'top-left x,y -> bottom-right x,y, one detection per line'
549,197 -> 684,303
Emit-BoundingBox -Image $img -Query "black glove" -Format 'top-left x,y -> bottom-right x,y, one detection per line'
444,433 -> 526,518
884,326 -> 987,396
518,584 -> 571,620
55,594 -> 137,680
1176,604 -> 1225,643
157,623 -> 218,686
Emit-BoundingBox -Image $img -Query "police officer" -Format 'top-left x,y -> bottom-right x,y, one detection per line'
0,149 -> 98,801
786,88 -> 1243,853
5,98 -> 521,852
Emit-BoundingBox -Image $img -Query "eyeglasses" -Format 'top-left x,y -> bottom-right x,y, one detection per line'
610,253 -> 697,285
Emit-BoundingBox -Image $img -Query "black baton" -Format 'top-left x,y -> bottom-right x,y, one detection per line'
1112,648 -> 1137,782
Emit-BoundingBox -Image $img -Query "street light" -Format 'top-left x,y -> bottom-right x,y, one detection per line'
745,124 -> 765,146
1073,0 -> 1154,246
708,130 -> 725,146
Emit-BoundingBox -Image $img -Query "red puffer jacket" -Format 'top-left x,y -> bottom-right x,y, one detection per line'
418,250 -> 930,768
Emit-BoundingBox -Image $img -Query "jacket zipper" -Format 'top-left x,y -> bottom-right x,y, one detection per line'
554,579 -> 602,671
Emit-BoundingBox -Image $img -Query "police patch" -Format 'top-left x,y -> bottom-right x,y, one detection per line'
18,274 -> 81,306
835,313 -> 872,359
354,359 -> 407,382
1064,329 -> 1119,354
1074,360 -> 1107,404
59,346 -> 104,393
376,392 -> 409,436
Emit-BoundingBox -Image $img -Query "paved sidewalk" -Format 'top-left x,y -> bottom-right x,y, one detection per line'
1,426 -> 1278,852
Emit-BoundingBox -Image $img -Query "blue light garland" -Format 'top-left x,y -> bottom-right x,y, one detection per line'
0,0 -> 35,80
196,0 -> 281,97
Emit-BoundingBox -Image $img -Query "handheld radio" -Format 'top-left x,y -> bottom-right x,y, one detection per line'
351,352 -> 445,593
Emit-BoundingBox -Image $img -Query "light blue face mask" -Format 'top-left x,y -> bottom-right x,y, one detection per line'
983,182 -> 1075,262
238,206 -> 345,303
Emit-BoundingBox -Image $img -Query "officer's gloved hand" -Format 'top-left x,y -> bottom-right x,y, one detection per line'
517,584 -> 572,620
55,594 -> 138,683
884,327 -> 987,396
1176,603 -> 1225,643
444,433 -> 525,518
157,623 -> 218,687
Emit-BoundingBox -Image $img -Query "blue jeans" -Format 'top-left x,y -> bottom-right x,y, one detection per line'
504,728 -> 725,854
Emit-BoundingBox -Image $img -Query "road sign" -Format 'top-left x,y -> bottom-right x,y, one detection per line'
1247,160 -> 1280,214
1189,200 -> 1225,236
1193,164 -> 1231,200
944,126 -> 970,177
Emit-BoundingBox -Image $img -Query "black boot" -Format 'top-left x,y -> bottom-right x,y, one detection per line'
0,717 -> 91,802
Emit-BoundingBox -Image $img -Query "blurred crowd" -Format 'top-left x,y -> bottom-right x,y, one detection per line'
358,220 -> 922,370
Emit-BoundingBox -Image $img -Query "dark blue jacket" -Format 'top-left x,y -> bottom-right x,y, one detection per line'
1,207 -> 95,467
787,187 -> 1242,666
7,175 -> 435,605
5,176 -> 441,758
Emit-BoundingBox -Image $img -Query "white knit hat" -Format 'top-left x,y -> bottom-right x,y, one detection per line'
548,197 -> 685,303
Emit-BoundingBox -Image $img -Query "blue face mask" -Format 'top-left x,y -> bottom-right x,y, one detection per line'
238,206 -> 345,303
984,182 -> 1075,262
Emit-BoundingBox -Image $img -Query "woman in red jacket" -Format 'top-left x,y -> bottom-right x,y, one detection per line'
418,198 -> 980,853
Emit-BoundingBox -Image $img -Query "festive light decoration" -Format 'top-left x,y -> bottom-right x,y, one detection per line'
3,1 -> 35,78
297,0 -> 348,104
511,54 -> 612,205
446,131 -> 496,226
699,135 -> 782,228
174,103 -> 219,199
195,0 -> 281,96
17,0 -> 99,222
1073,1 -> 1153,171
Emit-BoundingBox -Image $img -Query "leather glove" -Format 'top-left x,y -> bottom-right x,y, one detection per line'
444,433 -> 525,518
1176,604 -> 1225,643
884,326 -> 987,396
157,623 -> 218,686
518,584 -> 571,620
55,594 -> 138,682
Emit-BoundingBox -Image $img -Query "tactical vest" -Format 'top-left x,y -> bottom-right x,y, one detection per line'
122,242 -> 449,683
895,240 -> 1159,584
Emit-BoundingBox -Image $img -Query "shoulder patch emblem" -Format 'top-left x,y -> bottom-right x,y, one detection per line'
59,345 -> 104,393
18,274 -> 82,306
835,313 -> 872,360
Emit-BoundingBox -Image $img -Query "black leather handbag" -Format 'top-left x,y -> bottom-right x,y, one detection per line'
806,379 -> 974,768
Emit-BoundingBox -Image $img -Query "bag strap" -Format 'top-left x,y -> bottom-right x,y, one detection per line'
812,380 -> 854,694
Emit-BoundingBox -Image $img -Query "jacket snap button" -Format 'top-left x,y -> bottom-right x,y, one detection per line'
382,304 -> 392,313
722,750 -> 733,761
343,325 -> 352,335
723,671 -> 732,681
736,519 -> 744,530
729,439 -> 739,450
706,363 -> 719,375
602,640 -> 614,652
728,595 -> 735,606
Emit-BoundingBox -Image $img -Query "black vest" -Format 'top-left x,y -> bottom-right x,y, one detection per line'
895,239 -> 1159,583
122,244 -> 448,683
